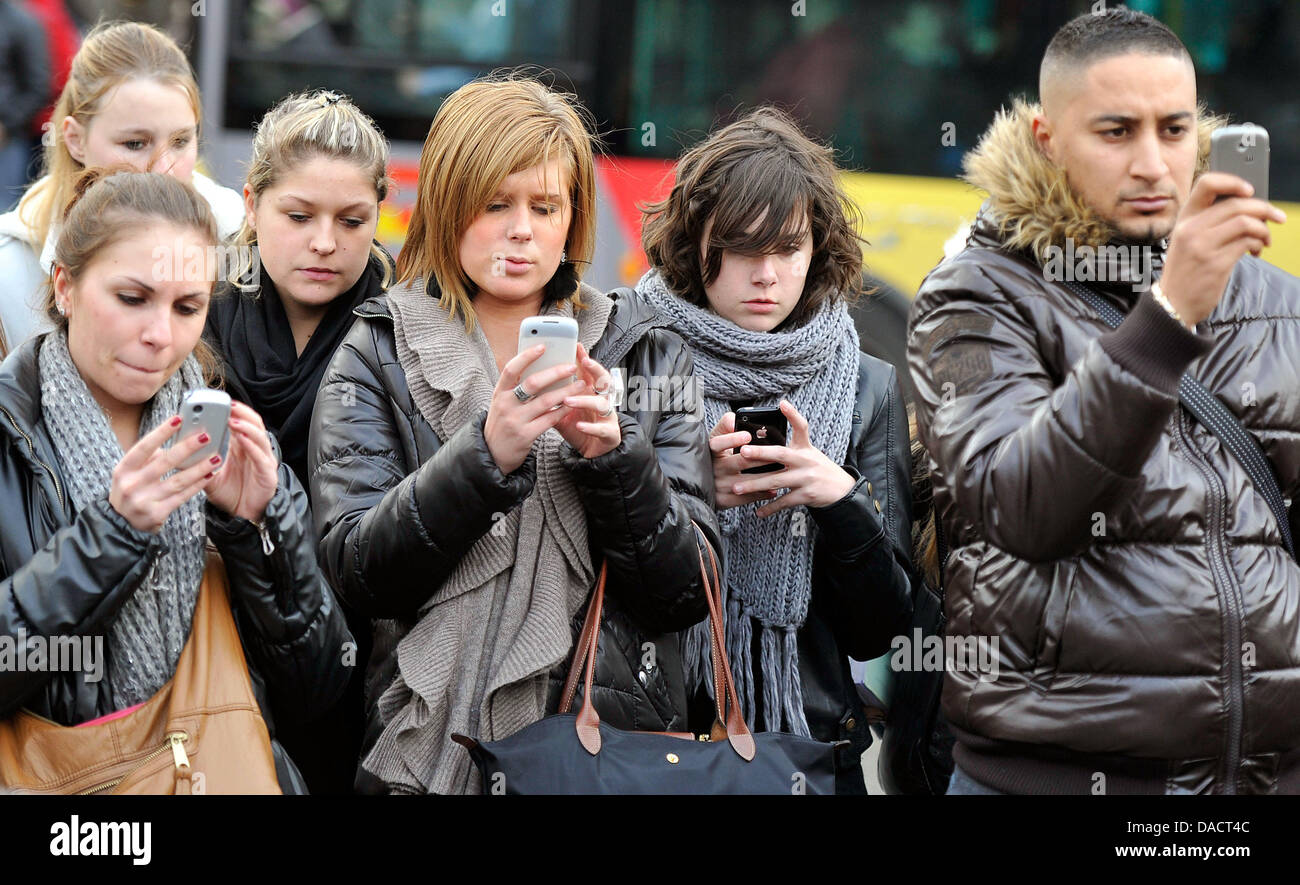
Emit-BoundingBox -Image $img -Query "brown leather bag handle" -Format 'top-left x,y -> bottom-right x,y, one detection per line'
558,525 -> 755,761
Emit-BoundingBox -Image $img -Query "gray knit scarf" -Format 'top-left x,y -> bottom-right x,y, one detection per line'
636,269 -> 859,737
37,329 -> 206,710
363,279 -> 613,794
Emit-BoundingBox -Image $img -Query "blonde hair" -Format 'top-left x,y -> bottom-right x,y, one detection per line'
394,72 -> 598,330
49,168 -> 222,382
231,89 -> 393,291
18,21 -> 202,250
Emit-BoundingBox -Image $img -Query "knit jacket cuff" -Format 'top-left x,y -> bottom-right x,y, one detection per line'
1098,290 -> 1213,393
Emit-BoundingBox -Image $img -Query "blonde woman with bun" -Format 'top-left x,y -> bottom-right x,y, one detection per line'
204,88 -> 393,794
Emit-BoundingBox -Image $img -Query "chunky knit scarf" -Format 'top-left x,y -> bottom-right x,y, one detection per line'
38,330 -> 207,711
363,279 -> 612,794
636,269 -> 859,736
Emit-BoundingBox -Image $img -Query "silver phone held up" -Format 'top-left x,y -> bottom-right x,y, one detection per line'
176,388 -> 231,469
1210,124 -> 1269,202
516,316 -> 579,398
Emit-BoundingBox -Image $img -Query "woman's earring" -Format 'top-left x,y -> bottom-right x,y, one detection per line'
560,249 -> 567,265
56,302 -> 66,317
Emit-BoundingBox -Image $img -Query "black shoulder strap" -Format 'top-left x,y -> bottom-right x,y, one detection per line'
1065,280 -> 1296,561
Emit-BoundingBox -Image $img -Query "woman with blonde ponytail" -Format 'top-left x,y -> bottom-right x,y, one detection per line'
204,89 -> 393,490
0,20 -> 243,357
203,90 -> 392,794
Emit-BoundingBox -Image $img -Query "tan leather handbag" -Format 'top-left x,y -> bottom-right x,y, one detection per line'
0,548 -> 281,794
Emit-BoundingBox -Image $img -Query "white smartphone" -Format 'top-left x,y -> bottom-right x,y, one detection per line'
1210,124 -> 1269,202
517,316 -> 579,397
175,389 -> 231,469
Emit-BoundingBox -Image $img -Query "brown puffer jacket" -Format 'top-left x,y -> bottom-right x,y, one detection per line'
908,100 -> 1300,795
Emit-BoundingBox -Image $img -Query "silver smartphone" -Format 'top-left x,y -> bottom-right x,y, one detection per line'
516,316 -> 579,397
176,389 -> 231,469
1210,124 -> 1269,202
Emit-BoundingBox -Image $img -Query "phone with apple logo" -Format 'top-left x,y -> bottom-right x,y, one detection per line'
733,406 -> 788,475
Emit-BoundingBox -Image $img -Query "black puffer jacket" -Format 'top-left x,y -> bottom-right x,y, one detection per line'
309,286 -> 722,790
0,335 -> 354,794
909,100 -> 1300,794
792,354 -> 914,785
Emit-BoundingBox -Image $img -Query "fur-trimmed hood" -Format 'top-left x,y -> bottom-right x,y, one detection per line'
962,98 -> 1225,264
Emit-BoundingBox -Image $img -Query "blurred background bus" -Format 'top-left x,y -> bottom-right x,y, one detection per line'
180,0 -> 1300,403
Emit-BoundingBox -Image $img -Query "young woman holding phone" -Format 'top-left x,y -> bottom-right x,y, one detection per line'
638,107 -> 915,794
0,169 -> 351,793
309,73 -> 721,795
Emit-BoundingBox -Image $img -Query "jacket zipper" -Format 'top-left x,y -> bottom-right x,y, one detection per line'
253,516 -> 295,594
78,731 -> 189,795
0,404 -> 64,511
1175,410 -> 1244,794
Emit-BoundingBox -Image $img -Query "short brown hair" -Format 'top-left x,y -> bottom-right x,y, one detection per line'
641,107 -> 865,330
395,72 -> 598,330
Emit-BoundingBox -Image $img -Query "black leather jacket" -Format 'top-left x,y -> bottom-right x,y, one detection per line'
0,335 -> 354,794
699,353 -> 915,792
308,287 -> 722,788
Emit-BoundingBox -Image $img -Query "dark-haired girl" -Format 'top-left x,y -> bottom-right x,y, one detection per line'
638,107 -> 915,794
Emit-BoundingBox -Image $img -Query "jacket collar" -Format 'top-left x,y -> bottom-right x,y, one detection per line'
961,99 -> 1223,272
0,333 -> 46,433
0,335 -> 67,510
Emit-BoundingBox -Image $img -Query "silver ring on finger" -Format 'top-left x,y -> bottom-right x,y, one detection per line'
593,384 -> 611,396
513,383 -> 535,403
597,399 -> 615,418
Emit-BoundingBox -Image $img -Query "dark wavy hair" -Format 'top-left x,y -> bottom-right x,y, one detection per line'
640,106 -> 865,331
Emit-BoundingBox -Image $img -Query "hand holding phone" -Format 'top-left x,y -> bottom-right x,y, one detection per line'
516,316 -> 579,397
730,400 -> 857,517
1210,124 -> 1269,202
108,396 -> 229,534
733,407 -> 789,475
176,389 -> 231,469
1160,124 -> 1284,327
485,319 -> 584,475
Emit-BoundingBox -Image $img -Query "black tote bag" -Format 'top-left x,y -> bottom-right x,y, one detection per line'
452,528 -> 846,794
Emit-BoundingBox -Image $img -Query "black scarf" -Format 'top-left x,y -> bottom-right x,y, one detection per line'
204,247 -> 391,486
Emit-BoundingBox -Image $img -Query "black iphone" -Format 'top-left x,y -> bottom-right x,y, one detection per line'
733,406 -> 788,475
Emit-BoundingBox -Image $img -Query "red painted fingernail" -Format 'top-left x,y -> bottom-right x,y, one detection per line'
197,432 -> 210,444
210,455 -> 221,464
205,472 -> 214,479
170,416 -> 182,426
